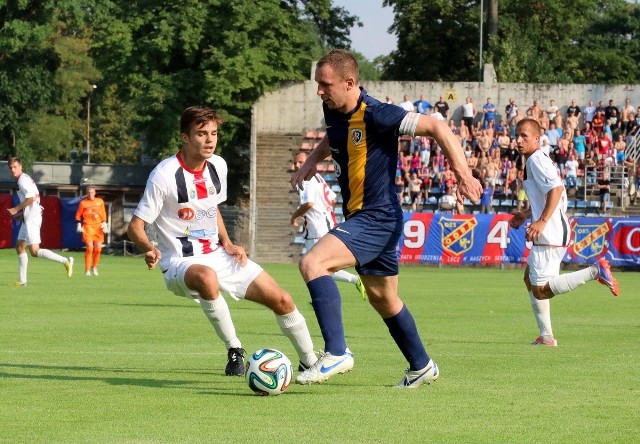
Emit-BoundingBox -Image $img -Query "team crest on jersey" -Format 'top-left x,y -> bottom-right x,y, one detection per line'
177,207 -> 195,220
439,217 -> 477,255
208,186 -> 216,195
189,189 -> 196,199
570,220 -> 610,259
351,129 -> 363,145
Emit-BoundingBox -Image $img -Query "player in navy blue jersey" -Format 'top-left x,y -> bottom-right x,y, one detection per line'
291,49 -> 483,387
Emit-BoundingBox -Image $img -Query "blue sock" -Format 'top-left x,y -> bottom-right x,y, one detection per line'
307,275 -> 347,355
384,304 -> 430,370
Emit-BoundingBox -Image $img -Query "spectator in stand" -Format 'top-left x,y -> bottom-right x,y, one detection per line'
604,99 -> 619,121
555,134 -> 570,176
505,139 -> 520,163
477,128 -> 492,153
515,170 -> 529,212
565,154 -> 579,189
598,170 -> 611,213
440,162 -> 457,193
603,118 -> 613,141
497,129 -> 511,157
484,151 -> 501,186
459,117 -> 470,150
482,97 -> 496,129
623,112 -> 637,138
414,94 -> 433,115
399,95 -> 415,112
584,100 -> 596,124
462,97 -> 478,133
419,161 -> 432,203
505,98 -> 518,129
434,95 -> 450,120
495,118 -> 507,134
573,128 -> 587,161
409,150 -> 421,174
546,100 -> 559,122
385,96 -> 394,105
506,161 -> 519,197
538,109 -> 549,131
592,109 -> 605,134
633,164 -> 640,205
566,110 -> 579,133
545,122 -> 560,154
408,172 -> 422,211
480,180 -> 494,213
416,136 -> 431,166
566,99 -> 581,122
614,134 -> 627,166
527,100 -> 541,123
621,98 -> 634,128
609,108 -> 621,138
581,122 -> 596,150
539,127 -> 551,157
585,151 -> 598,185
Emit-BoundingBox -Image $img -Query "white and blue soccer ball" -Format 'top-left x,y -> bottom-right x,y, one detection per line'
245,348 -> 292,396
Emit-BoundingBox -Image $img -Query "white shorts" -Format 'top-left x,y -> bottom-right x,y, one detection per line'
163,248 -> 263,301
527,245 -> 568,286
17,216 -> 42,246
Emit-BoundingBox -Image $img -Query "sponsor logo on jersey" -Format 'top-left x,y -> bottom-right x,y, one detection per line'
177,207 -> 195,220
439,217 -> 477,255
195,206 -> 217,220
572,220 -> 610,259
351,129 -> 363,145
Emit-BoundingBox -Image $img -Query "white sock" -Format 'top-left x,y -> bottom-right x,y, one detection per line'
18,252 -> 28,283
529,291 -> 553,340
275,308 -> 317,367
332,270 -> 358,284
37,249 -> 68,264
198,296 -> 242,350
548,267 -> 597,295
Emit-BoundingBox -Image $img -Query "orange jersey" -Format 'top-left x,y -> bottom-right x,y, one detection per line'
75,197 -> 106,226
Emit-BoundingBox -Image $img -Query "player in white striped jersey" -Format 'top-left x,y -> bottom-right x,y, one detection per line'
7,157 -> 74,286
509,119 -> 619,347
127,106 -> 317,375
291,152 -> 366,299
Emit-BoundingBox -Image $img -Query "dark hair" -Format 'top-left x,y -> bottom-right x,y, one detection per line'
180,106 -> 224,135
316,49 -> 359,84
8,156 -> 22,166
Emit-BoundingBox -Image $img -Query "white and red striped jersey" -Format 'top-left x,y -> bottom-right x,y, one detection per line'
16,173 -> 42,221
524,149 -> 570,247
134,152 -> 227,271
297,174 -> 337,240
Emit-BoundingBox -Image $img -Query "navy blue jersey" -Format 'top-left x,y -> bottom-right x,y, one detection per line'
324,87 -> 407,218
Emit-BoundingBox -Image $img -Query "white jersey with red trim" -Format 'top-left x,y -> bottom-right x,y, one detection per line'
297,174 -> 337,239
133,152 -> 227,271
16,173 -> 42,221
524,149 -> 570,247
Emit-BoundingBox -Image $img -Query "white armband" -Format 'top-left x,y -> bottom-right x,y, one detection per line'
399,112 -> 420,137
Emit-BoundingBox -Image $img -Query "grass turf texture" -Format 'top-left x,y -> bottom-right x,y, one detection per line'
0,249 -> 638,443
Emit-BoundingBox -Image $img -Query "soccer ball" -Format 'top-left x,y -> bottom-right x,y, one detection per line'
245,348 -> 292,396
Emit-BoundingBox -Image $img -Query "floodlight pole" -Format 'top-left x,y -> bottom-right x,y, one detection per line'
86,84 -> 97,163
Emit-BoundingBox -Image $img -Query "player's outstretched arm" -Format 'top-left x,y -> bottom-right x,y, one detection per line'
414,116 -> 482,203
290,136 -> 330,191
127,216 -> 160,270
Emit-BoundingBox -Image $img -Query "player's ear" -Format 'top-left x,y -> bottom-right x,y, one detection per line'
180,133 -> 189,143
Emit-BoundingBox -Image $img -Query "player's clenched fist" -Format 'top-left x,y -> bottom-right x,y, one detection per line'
144,247 -> 161,270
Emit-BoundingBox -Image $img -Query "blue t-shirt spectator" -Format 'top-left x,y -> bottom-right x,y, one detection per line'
414,96 -> 433,115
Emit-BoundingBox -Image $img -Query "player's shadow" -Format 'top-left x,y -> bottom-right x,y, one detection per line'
0,362 -> 238,394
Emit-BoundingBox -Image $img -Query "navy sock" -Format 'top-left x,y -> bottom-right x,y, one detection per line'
384,304 -> 430,371
307,275 -> 347,355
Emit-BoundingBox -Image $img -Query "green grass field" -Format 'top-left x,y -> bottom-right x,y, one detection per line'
1,249 -> 638,443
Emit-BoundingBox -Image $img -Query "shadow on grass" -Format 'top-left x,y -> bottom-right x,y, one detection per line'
0,362 -> 245,393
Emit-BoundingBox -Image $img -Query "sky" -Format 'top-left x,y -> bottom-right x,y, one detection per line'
331,0 -> 397,60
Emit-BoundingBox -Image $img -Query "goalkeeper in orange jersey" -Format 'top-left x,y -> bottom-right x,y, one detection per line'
75,186 -> 108,276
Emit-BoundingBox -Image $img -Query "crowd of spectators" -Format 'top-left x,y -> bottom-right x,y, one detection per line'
389,94 -> 640,214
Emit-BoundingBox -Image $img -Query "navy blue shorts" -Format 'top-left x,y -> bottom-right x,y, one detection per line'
330,206 -> 403,276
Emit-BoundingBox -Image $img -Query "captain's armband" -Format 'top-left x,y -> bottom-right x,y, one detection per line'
399,112 -> 420,137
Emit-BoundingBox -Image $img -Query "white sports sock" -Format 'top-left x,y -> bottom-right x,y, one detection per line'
18,252 -> 28,283
37,249 -> 68,264
548,267 -> 596,295
529,291 -> 553,339
332,270 -> 358,284
198,296 -> 242,350
275,308 -> 317,367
